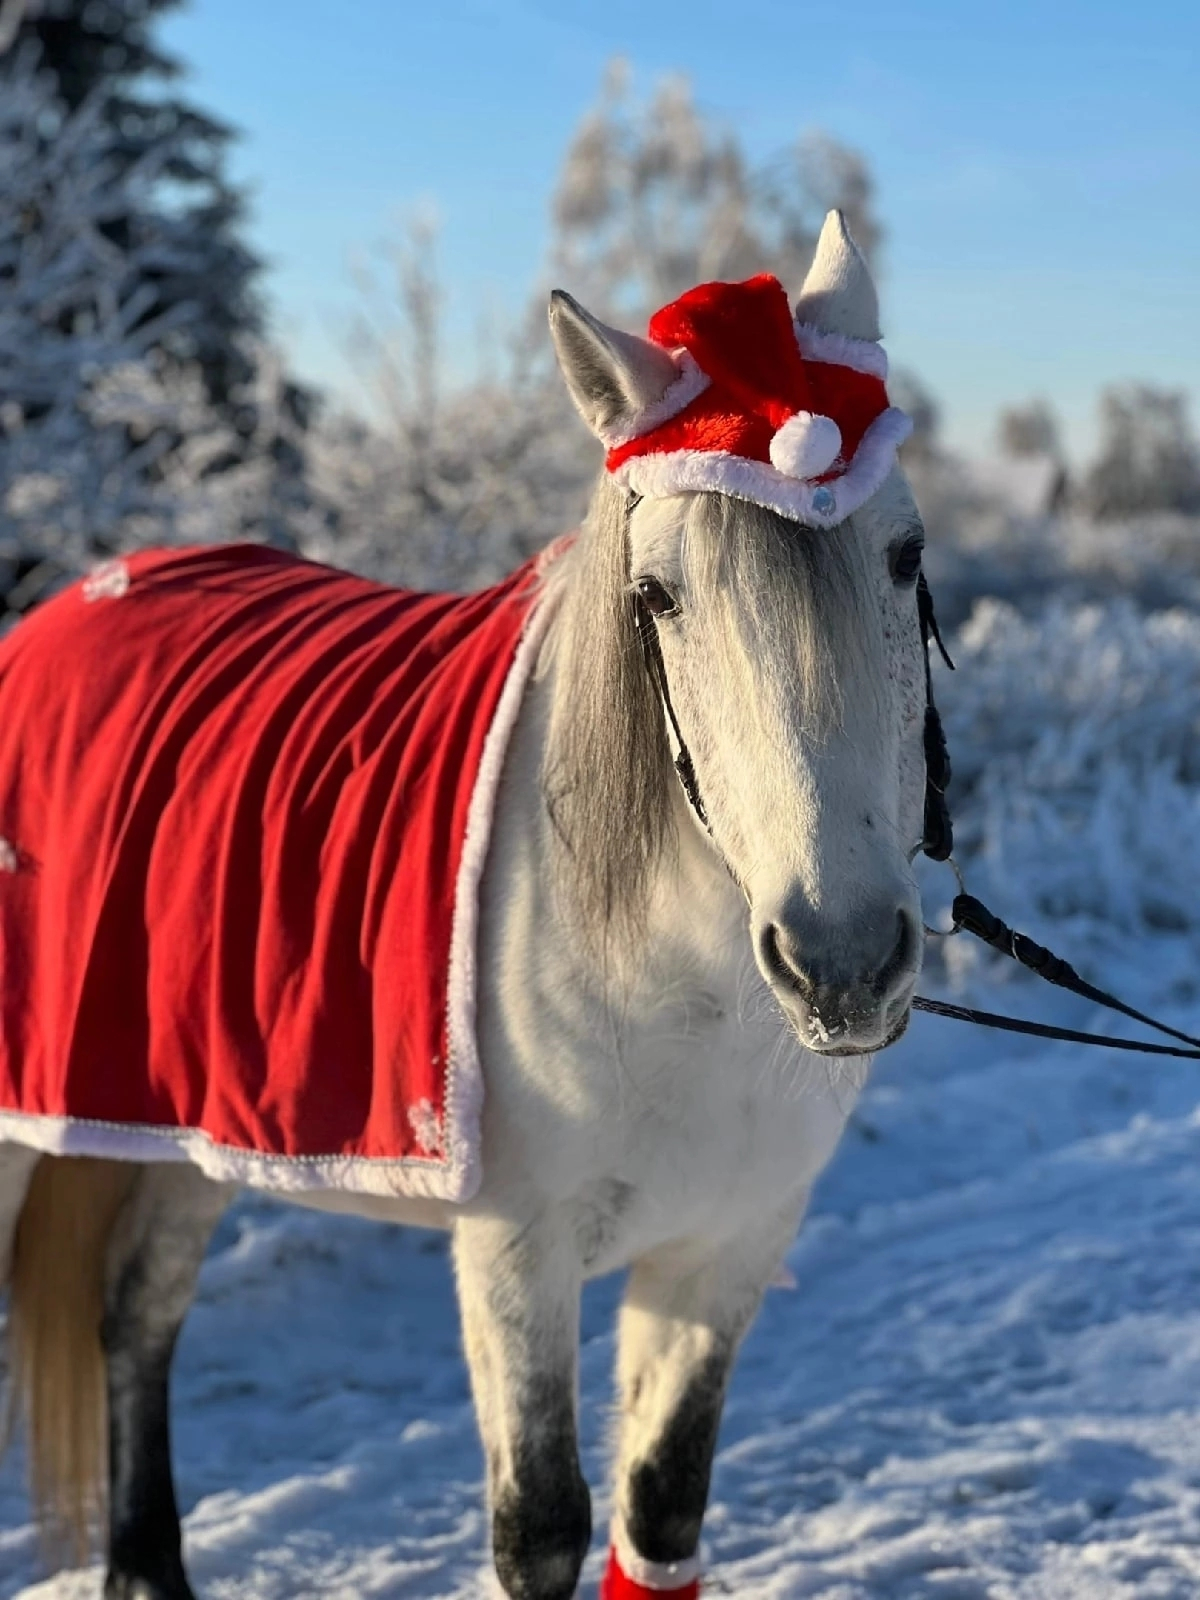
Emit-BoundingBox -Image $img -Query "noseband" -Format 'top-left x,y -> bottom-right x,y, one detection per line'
628,492 -> 1200,1061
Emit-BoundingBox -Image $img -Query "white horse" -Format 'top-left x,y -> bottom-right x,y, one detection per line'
0,212 -> 930,1600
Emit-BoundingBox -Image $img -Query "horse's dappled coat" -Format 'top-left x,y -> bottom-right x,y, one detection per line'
0,544 -> 554,1199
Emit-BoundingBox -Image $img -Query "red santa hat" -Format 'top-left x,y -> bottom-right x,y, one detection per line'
600,273 -> 911,528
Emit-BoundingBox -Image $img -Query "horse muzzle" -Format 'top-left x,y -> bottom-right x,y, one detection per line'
754,900 -> 921,1056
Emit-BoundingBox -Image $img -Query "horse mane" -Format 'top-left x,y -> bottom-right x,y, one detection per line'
542,477 -> 865,954
542,475 -> 675,951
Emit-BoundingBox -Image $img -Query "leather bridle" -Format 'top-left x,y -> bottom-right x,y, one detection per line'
628,491 -> 1200,1060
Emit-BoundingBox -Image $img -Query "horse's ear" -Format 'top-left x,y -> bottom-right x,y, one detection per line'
794,210 -> 882,342
548,290 -> 679,439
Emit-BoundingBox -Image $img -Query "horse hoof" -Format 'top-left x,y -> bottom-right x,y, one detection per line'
104,1573 -> 197,1600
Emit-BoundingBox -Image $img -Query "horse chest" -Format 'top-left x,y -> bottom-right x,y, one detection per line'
601,1028 -> 859,1261
475,675 -> 869,1264
477,958 -> 860,1274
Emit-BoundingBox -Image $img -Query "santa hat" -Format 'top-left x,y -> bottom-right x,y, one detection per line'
600,273 -> 911,528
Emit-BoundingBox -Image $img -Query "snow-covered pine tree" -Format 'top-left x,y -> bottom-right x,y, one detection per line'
0,4 -> 320,616
9,0 -> 263,412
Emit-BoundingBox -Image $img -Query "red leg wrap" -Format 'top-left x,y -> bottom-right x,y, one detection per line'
600,1546 -> 701,1600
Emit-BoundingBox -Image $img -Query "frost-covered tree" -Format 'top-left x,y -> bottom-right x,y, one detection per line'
889,368 -> 941,469
0,47 -> 168,595
322,68 -> 886,592
1084,385 -> 1200,518
0,21 -> 318,613
7,0 -> 265,412
998,399 -> 1062,460
309,219 -> 592,592
550,59 -> 880,323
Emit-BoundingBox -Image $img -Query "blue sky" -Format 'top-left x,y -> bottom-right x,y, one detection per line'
161,0 -> 1199,462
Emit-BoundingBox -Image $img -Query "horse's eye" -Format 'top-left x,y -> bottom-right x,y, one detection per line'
635,577 -> 679,618
890,536 -> 924,586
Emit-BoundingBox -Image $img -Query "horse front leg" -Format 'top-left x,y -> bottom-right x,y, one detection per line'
102,1164 -> 233,1600
454,1213 -> 590,1600
605,1201 -> 808,1600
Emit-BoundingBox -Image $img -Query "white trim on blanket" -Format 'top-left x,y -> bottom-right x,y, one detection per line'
0,557 -> 566,1204
441,552 -> 563,1203
0,1108 -> 450,1197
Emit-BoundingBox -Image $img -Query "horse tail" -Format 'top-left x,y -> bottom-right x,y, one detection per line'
5,1154 -> 137,1563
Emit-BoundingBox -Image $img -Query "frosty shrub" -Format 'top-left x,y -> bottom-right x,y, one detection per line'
305,388 -> 595,594
919,497 -> 1200,632
938,596 -> 1200,971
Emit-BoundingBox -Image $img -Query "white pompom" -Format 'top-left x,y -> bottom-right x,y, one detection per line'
769,411 -> 842,481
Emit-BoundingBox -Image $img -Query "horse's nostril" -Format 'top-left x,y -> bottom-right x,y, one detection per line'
875,908 -> 918,998
758,904 -> 918,1011
759,922 -> 813,1001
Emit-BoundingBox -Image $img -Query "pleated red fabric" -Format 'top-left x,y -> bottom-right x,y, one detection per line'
0,543 -> 549,1199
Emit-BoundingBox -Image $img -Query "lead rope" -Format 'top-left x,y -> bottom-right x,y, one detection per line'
913,581 -> 1200,1059
913,884 -> 1200,1058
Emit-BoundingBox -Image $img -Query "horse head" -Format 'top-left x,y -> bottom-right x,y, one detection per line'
547,211 -> 926,1058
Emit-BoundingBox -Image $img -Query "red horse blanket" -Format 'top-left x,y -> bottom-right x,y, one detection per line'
0,543 -> 557,1199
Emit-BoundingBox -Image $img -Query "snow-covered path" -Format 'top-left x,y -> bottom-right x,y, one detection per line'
7,952 -> 1200,1600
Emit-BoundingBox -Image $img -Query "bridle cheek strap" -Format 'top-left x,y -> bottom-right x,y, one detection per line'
634,591 -> 709,831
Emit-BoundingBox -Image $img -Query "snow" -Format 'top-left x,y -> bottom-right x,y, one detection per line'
6,595 -> 1200,1597
10,980 -> 1200,1598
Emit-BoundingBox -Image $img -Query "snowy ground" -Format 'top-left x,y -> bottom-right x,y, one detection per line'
6,940 -> 1200,1600
7,590 -> 1200,1598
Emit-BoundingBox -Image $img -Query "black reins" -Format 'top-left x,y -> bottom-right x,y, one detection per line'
629,492 -> 1200,1060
